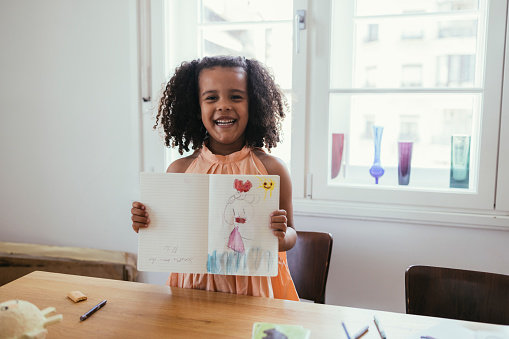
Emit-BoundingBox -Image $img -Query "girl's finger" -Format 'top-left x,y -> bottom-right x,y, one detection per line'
132,202 -> 146,210
132,221 -> 149,233
271,215 -> 287,224
131,215 -> 150,224
131,208 -> 148,217
272,229 -> 286,238
269,222 -> 287,231
270,210 -> 287,217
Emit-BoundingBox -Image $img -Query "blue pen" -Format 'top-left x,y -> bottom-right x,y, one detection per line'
342,322 -> 351,339
80,299 -> 107,321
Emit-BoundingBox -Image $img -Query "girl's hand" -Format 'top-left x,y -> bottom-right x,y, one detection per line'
270,209 -> 288,240
131,201 -> 150,233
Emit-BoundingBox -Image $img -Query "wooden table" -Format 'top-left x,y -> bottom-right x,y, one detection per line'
1,271 -> 508,338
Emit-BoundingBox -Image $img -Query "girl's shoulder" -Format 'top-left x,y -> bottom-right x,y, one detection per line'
252,148 -> 289,176
166,150 -> 200,173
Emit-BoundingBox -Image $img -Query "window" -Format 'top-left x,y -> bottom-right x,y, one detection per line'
164,0 -> 294,169
364,24 -> 379,42
437,55 -> 475,87
304,0 -> 509,220
364,66 -> 377,87
401,64 -> 423,87
156,0 -> 509,227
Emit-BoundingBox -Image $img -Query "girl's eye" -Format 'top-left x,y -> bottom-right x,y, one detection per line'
205,96 -> 217,101
232,95 -> 243,100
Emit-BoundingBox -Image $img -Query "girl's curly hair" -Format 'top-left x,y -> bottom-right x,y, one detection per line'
154,55 -> 288,155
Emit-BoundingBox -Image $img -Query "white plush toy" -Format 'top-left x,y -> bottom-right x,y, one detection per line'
0,300 -> 63,339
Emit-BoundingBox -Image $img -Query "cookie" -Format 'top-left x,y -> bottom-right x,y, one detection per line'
68,290 -> 87,303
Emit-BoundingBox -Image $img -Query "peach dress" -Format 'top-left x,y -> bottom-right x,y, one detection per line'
166,144 -> 299,301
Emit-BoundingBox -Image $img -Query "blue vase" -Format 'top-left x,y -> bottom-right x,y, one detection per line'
369,125 -> 385,184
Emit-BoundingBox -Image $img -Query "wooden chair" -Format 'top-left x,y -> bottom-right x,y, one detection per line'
405,265 -> 509,325
287,231 -> 333,304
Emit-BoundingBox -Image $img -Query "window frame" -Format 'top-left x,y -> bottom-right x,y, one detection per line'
495,19 -> 509,212
151,0 -> 509,229
299,0 -> 509,224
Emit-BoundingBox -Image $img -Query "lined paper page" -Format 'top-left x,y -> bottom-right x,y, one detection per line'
207,174 -> 279,276
137,173 -> 209,273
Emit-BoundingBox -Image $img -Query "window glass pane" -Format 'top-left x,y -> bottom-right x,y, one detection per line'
331,17 -> 480,89
201,26 -> 293,89
202,0 -> 292,23
276,92 -> 292,166
328,93 -> 480,190
355,0 -> 479,16
326,0 -> 487,193
198,0 -> 293,169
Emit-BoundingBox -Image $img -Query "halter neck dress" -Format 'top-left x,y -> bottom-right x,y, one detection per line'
166,144 -> 299,301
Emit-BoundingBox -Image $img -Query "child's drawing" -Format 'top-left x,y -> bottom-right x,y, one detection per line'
224,179 -> 258,253
206,174 -> 280,276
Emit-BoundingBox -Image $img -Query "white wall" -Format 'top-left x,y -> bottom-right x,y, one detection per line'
295,215 -> 509,313
1,0 -> 508,314
0,1 -> 140,255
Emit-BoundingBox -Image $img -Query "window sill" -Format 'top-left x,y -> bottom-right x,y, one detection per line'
293,198 -> 509,231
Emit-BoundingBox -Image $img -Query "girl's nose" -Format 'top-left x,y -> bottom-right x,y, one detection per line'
218,105 -> 231,111
217,99 -> 231,111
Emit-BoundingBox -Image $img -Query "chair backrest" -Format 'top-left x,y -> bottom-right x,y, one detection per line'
405,265 -> 509,325
287,231 -> 333,304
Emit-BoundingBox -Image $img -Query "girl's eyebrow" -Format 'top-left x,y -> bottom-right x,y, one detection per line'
201,89 -> 246,97
231,89 -> 247,96
201,90 -> 217,97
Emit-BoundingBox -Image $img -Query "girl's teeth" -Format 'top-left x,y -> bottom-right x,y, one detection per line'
215,120 -> 235,125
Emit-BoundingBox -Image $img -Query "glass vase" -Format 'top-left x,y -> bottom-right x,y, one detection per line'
369,125 -> 385,184
450,135 -> 470,188
331,133 -> 344,179
398,141 -> 413,185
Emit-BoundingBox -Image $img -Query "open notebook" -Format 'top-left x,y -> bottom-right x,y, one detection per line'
137,173 -> 280,276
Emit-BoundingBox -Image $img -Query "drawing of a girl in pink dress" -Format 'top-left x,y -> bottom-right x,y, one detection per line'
224,179 -> 257,254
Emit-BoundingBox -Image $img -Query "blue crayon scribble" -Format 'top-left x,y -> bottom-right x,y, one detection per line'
207,248 -> 273,274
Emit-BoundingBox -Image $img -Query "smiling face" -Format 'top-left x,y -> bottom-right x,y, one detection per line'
224,198 -> 255,226
198,66 -> 249,155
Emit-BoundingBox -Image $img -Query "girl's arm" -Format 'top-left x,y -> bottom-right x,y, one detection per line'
255,151 -> 297,252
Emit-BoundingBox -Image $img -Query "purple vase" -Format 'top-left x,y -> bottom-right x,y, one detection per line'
331,133 -> 344,179
398,141 -> 413,185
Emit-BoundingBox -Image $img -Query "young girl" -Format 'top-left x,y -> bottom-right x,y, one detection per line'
131,55 -> 299,301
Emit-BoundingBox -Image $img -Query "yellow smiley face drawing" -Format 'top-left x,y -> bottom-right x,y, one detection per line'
256,176 -> 276,200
